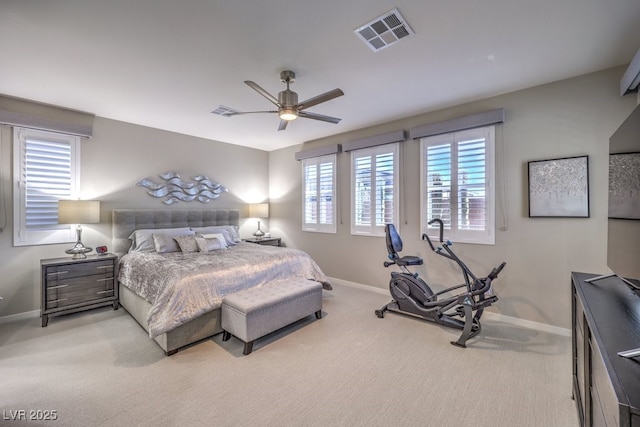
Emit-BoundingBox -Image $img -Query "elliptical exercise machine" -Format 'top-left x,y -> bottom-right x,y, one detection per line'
375,219 -> 506,347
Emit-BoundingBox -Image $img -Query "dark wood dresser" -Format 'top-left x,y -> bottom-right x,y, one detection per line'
41,254 -> 118,327
572,272 -> 640,426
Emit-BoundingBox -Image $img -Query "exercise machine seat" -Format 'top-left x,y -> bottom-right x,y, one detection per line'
385,224 -> 423,267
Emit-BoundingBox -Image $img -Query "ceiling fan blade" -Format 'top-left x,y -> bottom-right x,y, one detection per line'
298,88 -> 344,110
244,81 -> 280,106
211,105 -> 277,117
298,111 -> 341,124
278,119 -> 289,131
232,110 -> 278,115
211,107 -> 277,117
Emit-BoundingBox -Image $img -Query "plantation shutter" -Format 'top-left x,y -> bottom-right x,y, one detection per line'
354,153 -> 372,227
422,126 -> 495,245
303,162 -> 318,225
426,142 -> 452,229
301,154 -> 337,233
23,138 -> 74,230
457,137 -> 486,231
375,150 -> 394,226
318,160 -> 334,226
14,127 -> 79,246
351,143 -> 398,236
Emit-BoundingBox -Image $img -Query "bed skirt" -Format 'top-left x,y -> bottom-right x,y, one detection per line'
119,283 -> 223,355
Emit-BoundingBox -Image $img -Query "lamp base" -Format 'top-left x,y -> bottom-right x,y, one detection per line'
65,245 -> 93,259
253,220 -> 265,240
65,225 -> 93,259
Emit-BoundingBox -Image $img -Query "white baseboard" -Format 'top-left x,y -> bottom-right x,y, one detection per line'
0,309 -> 39,325
481,312 -> 571,337
328,277 -> 571,337
329,277 -> 389,295
2,278 -> 571,337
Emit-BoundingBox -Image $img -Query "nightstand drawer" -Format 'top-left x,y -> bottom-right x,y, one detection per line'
45,274 -> 116,310
45,259 -> 114,280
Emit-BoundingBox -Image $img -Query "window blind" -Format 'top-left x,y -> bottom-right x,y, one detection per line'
351,143 -> 398,235
23,137 -> 73,229
354,154 -> 372,226
421,126 -> 495,245
457,137 -> 486,231
302,154 -> 336,233
14,127 -> 79,246
425,142 -> 452,229
318,160 -> 334,226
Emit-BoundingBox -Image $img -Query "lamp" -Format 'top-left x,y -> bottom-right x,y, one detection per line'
279,108 -> 298,121
58,200 -> 100,259
249,203 -> 269,239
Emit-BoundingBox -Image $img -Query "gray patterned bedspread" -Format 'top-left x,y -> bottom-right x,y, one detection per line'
118,242 -> 331,338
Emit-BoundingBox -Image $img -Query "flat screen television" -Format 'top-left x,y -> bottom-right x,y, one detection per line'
606,102 -> 640,358
607,102 -> 640,290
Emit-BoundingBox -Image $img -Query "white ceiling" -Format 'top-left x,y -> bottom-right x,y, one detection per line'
1,1 -> 639,151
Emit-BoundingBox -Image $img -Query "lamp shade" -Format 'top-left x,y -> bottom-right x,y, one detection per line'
249,203 -> 269,218
58,200 -> 100,224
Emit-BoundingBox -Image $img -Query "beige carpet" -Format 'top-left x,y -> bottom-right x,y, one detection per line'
0,283 -> 578,426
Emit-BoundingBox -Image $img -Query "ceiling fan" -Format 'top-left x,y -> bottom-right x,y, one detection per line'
212,70 -> 344,131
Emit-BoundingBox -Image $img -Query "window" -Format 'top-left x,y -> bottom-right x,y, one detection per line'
302,154 -> 336,233
351,143 -> 399,236
421,126 -> 495,245
13,127 -> 80,246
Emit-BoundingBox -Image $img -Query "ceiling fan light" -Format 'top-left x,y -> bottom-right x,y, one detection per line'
279,108 -> 298,121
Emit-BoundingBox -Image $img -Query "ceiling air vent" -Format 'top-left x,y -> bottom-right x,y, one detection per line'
354,8 -> 414,52
211,105 -> 240,117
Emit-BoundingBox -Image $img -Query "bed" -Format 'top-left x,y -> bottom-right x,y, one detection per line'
112,209 -> 330,355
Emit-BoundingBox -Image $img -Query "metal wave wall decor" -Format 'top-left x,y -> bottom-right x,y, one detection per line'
136,172 -> 228,205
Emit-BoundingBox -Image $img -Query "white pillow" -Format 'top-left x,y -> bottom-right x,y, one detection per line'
195,236 -> 224,252
199,233 -> 228,249
191,226 -> 240,244
128,227 -> 193,252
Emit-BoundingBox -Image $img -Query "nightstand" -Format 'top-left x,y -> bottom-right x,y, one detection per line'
41,254 -> 118,327
243,237 -> 281,247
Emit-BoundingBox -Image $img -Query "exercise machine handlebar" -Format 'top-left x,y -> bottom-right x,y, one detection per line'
488,262 -> 506,280
423,218 -> 449,256
427,218 -> 445,242
422,232 -> 437,252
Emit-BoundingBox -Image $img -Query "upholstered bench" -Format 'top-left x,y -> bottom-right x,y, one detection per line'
221,279 -> 323,355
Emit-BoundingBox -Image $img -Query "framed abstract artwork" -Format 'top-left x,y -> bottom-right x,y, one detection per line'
608,152 -> 640,219
528,155 -> 589,218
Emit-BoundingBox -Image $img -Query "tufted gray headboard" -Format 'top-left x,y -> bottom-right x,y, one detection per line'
112,209 -> 240,257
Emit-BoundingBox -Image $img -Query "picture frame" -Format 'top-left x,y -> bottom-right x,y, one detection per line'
608,152 -> 640,219
528,155 -> 589,218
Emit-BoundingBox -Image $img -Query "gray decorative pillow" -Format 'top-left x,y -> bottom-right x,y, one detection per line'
174,235 -> 199,253
195,236 -> 224,252
153,232 -> 182,253
130,227 -> 193,252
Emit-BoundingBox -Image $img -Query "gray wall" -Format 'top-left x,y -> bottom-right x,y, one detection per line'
0,117 -> 268,317
1,66 -> 636,330
268,66 -> 638,329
